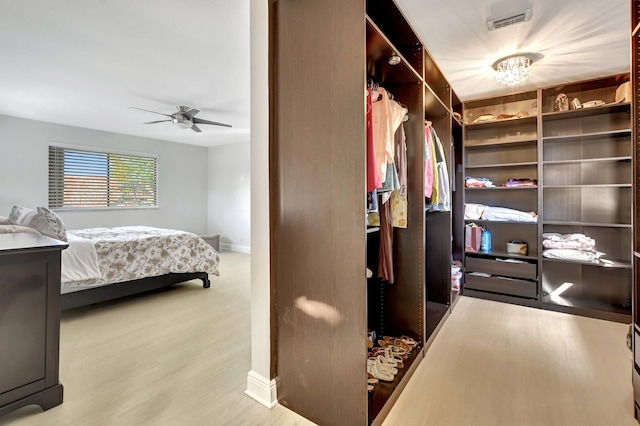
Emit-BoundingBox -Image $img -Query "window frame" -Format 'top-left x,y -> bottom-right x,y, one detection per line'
48,143 -> 159,211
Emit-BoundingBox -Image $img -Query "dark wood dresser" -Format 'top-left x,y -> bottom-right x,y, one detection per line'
0,233 -> 67,417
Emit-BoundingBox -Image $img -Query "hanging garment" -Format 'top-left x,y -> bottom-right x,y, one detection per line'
378,199 -> 394,284
366,88 -> 382,192
390,190 -> 407,228
424,122 -> 438,201
395,123 -> 407,197
371,87 -> 395,182
379,162 -> 400,205
391,123 -> 408,228
367,189 -> 379,213
431,127 -> 450,211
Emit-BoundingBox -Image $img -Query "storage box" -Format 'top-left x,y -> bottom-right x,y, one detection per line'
201,234 -> 220,252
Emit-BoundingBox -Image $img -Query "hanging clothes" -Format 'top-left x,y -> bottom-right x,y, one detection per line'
378,199 -> 394,284
366,88 -> 381,192
371,87 -> 395,183
391,123 -> 408,228
429,126 -> 450,212
424,122 -> 438,201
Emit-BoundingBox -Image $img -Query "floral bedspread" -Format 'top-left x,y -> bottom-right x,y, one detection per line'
64,226 -> 219,288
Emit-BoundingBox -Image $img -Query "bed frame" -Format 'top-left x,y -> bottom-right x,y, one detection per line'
60,272 -> 210,311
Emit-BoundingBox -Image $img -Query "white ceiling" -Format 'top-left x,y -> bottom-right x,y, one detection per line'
0,1 -> 631,147
0,1 -> 249,147
396,0 -> 631,101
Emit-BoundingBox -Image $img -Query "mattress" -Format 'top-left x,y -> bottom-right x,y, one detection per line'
61,226 -> 219,292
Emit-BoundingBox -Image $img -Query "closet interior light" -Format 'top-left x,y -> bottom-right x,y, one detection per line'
492,53 -> 536,86
388,54 -> 401,66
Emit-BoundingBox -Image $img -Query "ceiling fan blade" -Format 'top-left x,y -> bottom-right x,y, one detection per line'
193,117 -> 232,128
191,124 -> 202,133
144,120 -> 172,124
130,107 -> 173,118
183,108 -> 200,119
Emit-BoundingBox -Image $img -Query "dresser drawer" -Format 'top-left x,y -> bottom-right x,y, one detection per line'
465,274 -> 538,299
465,256 -> 537,280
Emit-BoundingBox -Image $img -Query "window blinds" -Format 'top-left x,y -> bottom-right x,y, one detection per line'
49,146 -> 158,209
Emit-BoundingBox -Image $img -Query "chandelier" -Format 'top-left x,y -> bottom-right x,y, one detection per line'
492,54 -> 535,86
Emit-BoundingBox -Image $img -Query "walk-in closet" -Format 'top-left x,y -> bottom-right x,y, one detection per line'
270,0 -> 637,424
270,0 -> 458,424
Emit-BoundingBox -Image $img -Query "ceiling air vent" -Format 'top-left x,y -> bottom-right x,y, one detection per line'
487,8 -> 532,31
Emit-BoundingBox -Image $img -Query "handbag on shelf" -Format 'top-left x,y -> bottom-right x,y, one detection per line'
465,225 -> 482,253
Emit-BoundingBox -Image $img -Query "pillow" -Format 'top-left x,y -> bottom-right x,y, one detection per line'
9,205 -> 68,241
0,224 -> 41,235
0,215 -> 11,225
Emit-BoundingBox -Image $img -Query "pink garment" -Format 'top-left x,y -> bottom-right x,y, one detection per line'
424,125 -> 434,198
371,88 -> 395,182
366,88 -> 382,192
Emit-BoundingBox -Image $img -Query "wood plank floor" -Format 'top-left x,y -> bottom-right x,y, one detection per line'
384,296 -> 637,426
1,251 -> 636,425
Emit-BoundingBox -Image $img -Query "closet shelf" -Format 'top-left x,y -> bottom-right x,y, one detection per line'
366,18 -> 423,85
542,256 -> 632,269
424,83 -> 450,114
543,156 -> 631,165
464,138 -> 538,148
465,161 -> 537,169
368,346 -> 422,422
542,221 -> 632,228
464,219 -> 538,225
465,186 -> 537,190
541,102 -> 630,121
465,250 -> 538,261
366,227 -> 380,234
542,129 -> 631,142
543,184 -> 631,188
464,115 -> 536,129
542,295 -> 631,317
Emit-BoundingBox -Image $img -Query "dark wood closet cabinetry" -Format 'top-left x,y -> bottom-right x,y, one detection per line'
462,92 -> 540,307
0,234 -> 67,417
540,75 -> 632,322
270,0 -> 457,424
461,74 -> 632,323
631,0 -> 640,419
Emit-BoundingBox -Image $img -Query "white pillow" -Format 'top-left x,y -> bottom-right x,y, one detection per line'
9,205 -> 67,241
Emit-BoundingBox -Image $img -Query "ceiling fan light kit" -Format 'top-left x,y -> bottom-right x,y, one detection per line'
130,105 -> 232,133
492,53 -> 536,86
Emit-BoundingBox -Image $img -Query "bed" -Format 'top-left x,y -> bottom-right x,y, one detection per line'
1,206 -> 220,310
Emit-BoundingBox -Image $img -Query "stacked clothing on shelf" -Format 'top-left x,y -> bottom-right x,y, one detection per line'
425,121 -> 450,211
465,176 -> 495,188
504,178 -> 537,188
464,203 -> 538,223
542,233 -> 605,262
366,83 -> 409,284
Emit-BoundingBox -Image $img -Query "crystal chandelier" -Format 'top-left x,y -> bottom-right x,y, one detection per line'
492,54 -> 534,86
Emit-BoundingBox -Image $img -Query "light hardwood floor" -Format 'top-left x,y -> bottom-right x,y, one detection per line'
1,251 -> 636,425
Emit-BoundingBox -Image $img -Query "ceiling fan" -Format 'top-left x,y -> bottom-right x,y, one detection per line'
131,105 -> 232,132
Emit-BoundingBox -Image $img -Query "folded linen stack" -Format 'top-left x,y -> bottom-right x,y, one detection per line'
465,176 -> 495,188
464,203 -> 538,223
542,233 -> 604,262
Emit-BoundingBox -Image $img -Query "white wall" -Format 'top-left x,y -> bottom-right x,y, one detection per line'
0,114 -> 209,234
207,141 -> 251,252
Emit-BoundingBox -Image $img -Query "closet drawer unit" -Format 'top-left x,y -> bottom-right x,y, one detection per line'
465,256 -> 537,280
465,274 -> 538,299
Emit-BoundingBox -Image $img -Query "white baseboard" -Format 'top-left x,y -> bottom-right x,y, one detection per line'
220,242 -> 251,254
245,370 -> 278,408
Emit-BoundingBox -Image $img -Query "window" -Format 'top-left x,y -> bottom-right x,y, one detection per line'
49,145 -> 158,209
